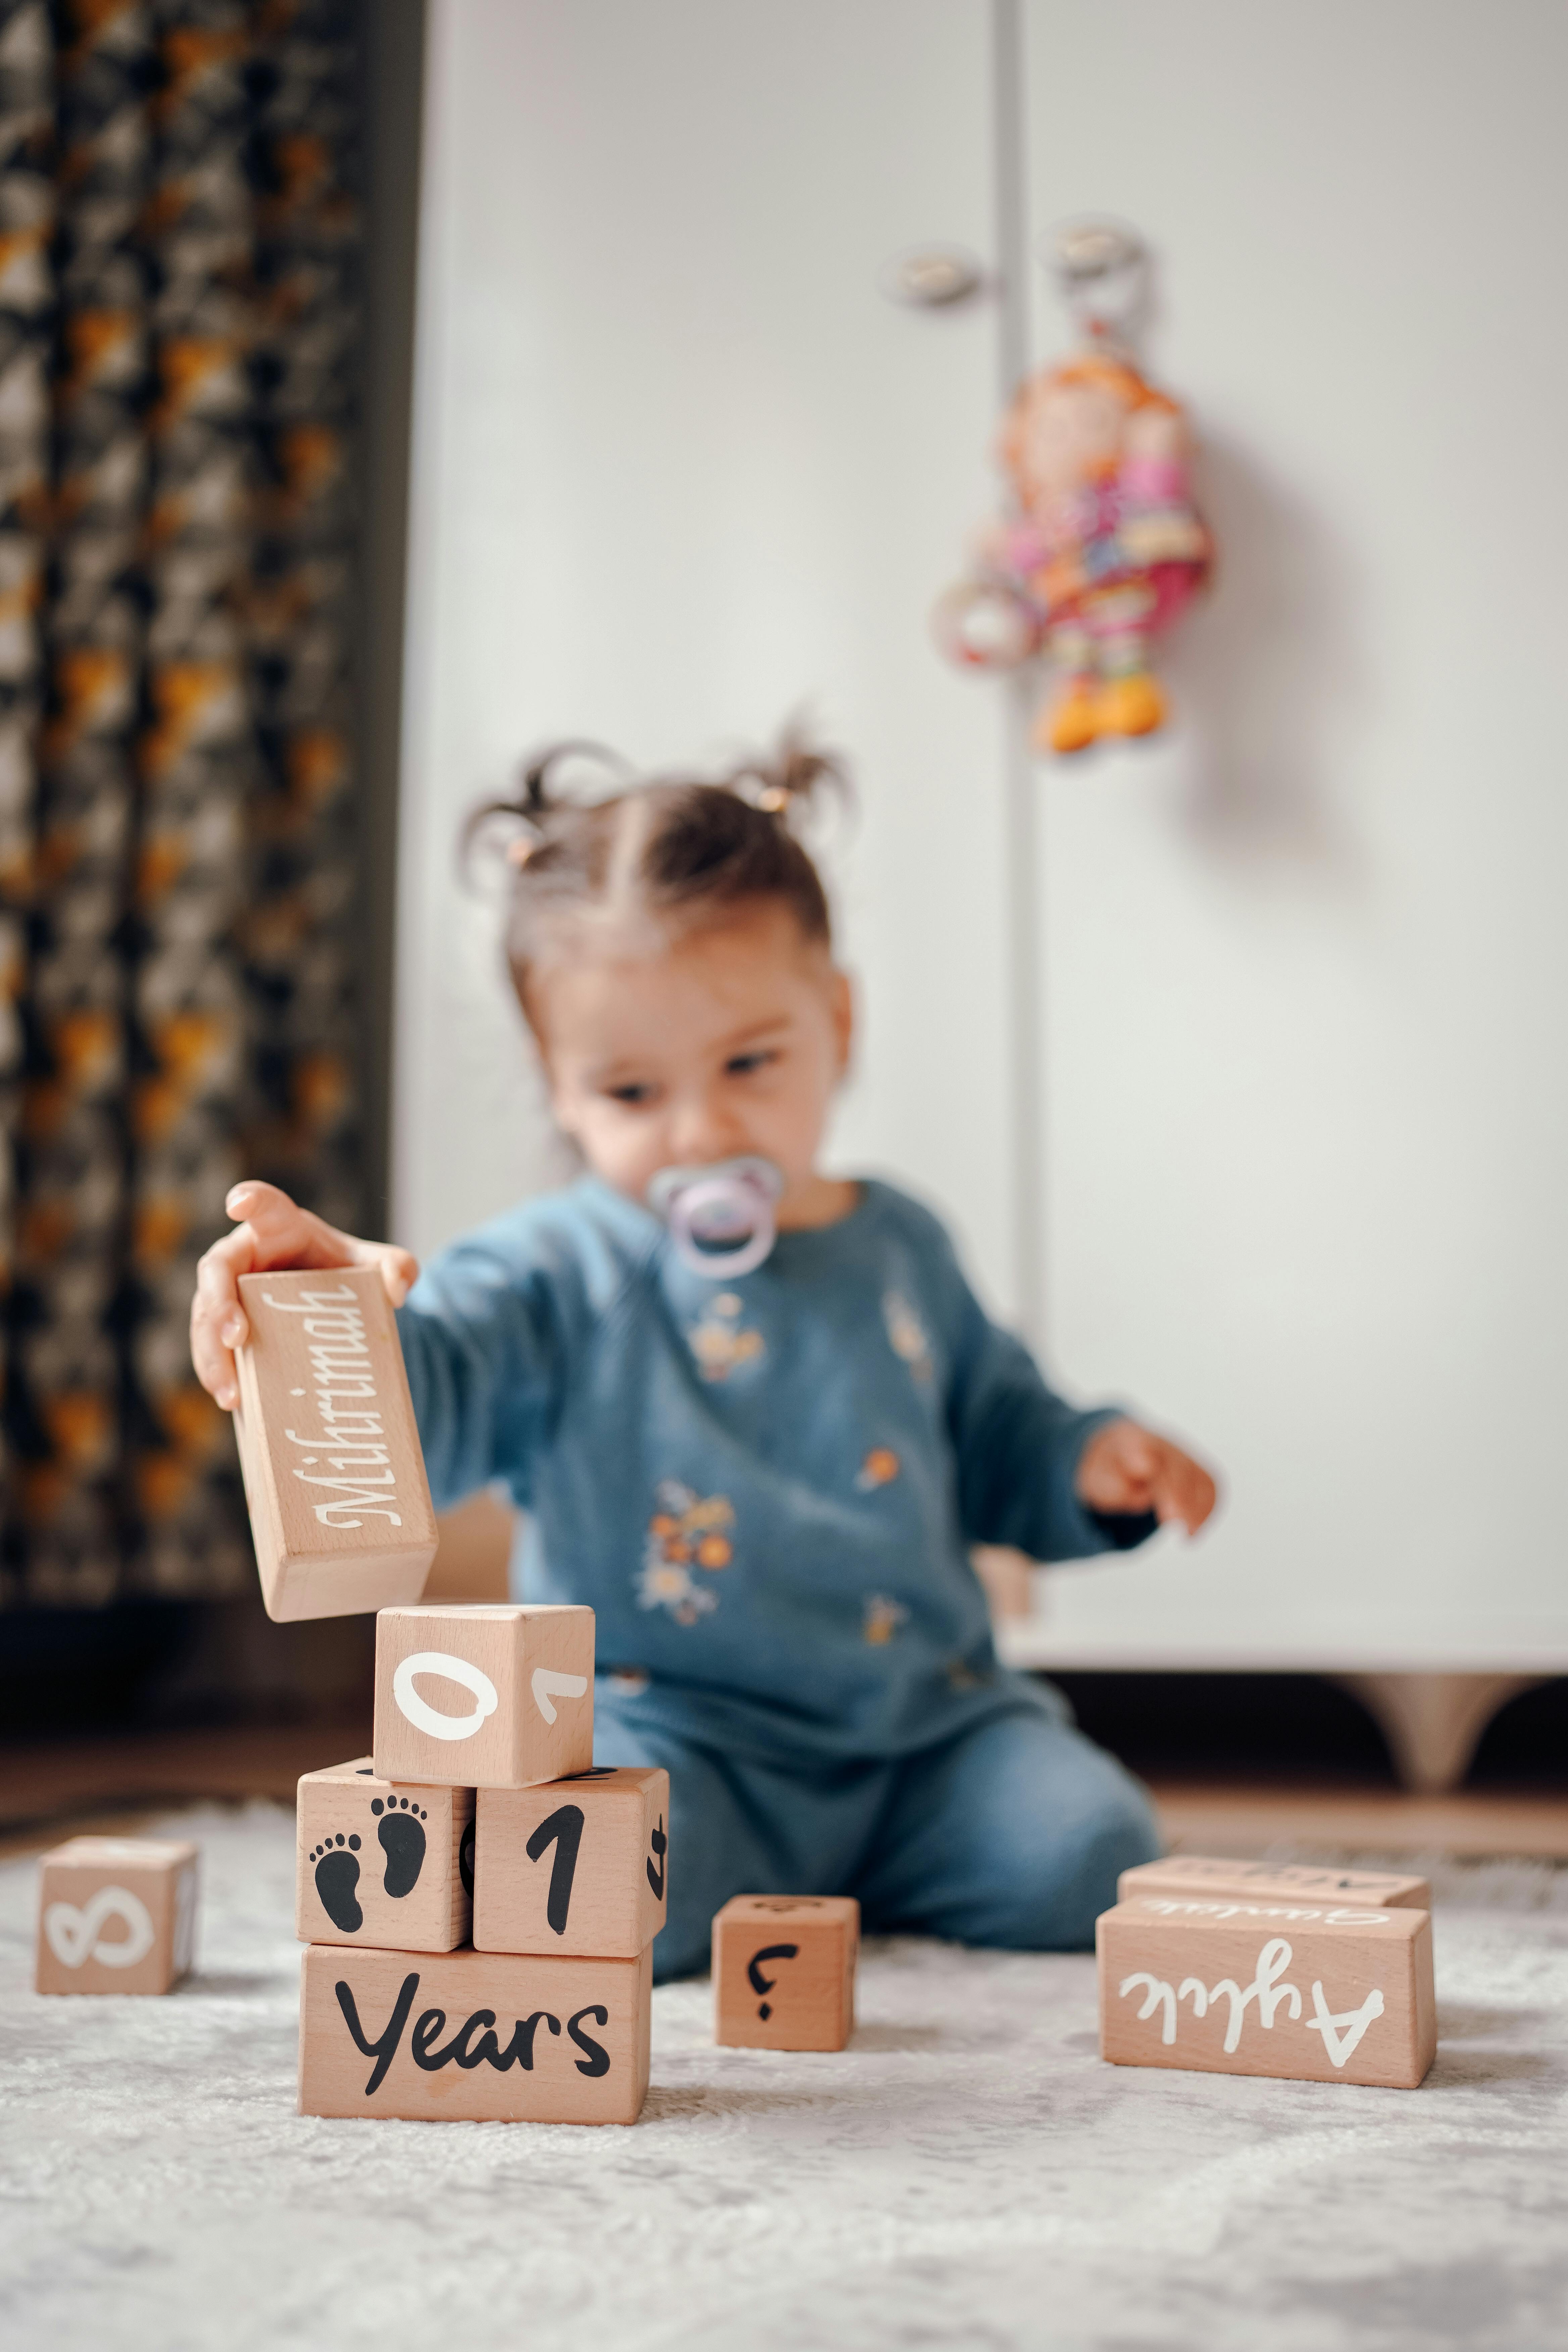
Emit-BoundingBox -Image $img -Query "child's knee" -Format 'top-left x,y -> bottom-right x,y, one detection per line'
990,1764 -> 1160,1951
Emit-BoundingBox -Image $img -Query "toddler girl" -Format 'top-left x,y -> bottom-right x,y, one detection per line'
191,738 -> 1217,1979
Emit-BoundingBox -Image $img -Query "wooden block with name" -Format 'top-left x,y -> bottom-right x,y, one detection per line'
373,1603 -> 595,1789
713,1894 -> 859,2051
35,1836 -> 199,1996
474,1766 -> 668,1958
299,1942 -> 651,2123
297,1757 -> 475,1952
1118,1855 -> 1432,1912
234,1267 -> 437,1622
1098,1893 -> 1436,2088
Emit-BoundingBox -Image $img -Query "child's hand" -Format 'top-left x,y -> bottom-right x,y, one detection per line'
1076,1418 -> 1218,1536
190,1181 -> 420,1413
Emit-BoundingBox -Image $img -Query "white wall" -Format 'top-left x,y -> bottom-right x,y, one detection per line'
1023,0 -> 1568,1665
395,0 -> 1020,1310
396,0 -> 1568,1669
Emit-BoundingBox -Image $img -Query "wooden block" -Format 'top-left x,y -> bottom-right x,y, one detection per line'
35,1836 -> 199,1996
373,1603 -> 595,1789
233,1267 -> 438,1622
296,1756 -> 475,1952
712,1894 -> 859,2050
1118,1855 -> 1432,1912
473,1766 -> 667,1958
1098,1892 -> 1436,2088
298,1942 -> 650,2123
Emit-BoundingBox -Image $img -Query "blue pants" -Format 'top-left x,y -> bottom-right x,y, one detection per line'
596,1692 -> 1161,1982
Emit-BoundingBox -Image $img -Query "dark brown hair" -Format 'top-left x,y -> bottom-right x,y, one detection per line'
467,729 -> 847,1022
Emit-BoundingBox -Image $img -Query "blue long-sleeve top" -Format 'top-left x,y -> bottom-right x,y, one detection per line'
397,1176 -> 1150,1766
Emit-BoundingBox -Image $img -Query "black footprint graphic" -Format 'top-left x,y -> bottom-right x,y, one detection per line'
372,1795 -> 428,1898
646,1814 -> 667,1901
309,1833 -> 363,1932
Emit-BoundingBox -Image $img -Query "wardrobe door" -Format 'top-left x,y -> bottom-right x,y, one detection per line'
1022,0 -> 1568,1664
395,0 -> 1024,1310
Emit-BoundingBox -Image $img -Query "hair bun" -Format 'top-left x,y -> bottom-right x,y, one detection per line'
729,725 -> 848,818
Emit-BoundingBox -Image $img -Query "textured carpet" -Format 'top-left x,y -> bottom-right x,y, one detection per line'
1,1805 -> 1565,2352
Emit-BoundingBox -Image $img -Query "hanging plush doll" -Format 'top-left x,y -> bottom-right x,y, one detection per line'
935,227 -> 1211,756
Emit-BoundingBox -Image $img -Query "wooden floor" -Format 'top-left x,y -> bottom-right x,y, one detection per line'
2,1721 -> 1565,1863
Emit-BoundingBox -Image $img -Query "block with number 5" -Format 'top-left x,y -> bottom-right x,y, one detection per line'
372,1604 -> 595,1789
473,1767 -> 669,1958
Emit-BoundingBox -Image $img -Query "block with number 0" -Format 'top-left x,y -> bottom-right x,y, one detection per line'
372,1603 -> 595,1789
473,1766 -> 668,1958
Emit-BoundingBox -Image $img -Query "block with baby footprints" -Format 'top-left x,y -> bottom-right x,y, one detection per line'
296,1758 -> 474,1952
298,1941 -> 652,2124
1097,1892 -> 1436,2088
35,1836 -> 199,1996
1118,1855 -> 1432,1913
712,1894 -> 859,2050
234,1267 -> 438,1622
372,1603 -> 595,1789
473,1766 -> 668,1959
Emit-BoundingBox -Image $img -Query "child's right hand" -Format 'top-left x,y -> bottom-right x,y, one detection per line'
190,1180 -> 420,1412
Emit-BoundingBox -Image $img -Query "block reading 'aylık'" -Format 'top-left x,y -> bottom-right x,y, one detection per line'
298,1942 -> 651,2124
35,1837 -> 199,1996
1118,1854 -> 1432,1912
712,1894 -> 859,2051
473,1766 -> 668,1958
372,1604 -> 595,1789
296,1757 -> 474,1953
1097,1893 -> 1436,2088
234,1267 -> 437,1622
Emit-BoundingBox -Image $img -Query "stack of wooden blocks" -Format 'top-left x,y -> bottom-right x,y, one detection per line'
296,1601 -> 666,2126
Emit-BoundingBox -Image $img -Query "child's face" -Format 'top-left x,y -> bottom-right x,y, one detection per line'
536,901 -> 853,1221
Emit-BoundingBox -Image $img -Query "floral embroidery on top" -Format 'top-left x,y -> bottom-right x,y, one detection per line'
636,1479 -> 736,1625
883,1289 -> 933,1383
856,1447 -> 900,1490
863,1593 -> 910,1646
686,1290 -> 766,1383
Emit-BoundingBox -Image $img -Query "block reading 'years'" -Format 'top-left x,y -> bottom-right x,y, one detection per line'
298,1943 -> 651,2124
712,1894 -> 859,2051
372,1603 -> 595,1789
234,1268 -> 437,1622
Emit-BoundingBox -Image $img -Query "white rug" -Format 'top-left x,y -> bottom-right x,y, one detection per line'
1,1805 -> 1565,2352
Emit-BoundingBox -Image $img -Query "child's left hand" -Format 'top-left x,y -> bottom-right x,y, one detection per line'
1076,1419 -> 1218,1536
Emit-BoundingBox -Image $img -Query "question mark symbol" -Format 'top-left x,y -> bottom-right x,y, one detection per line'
747,1941 -> 799,2021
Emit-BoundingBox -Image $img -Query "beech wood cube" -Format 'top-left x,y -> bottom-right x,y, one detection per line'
713,1894 -> 859,2050
373,1603 -> 595,1788
1118,1855 -> 1432,1912
473,1766 -> 668,1958
297,1756 -> 475,1952
1098,1891 -> 1436,2088
36,1836 -> 199,1996
299,1942 -> 651,2123
234,1267 -> 437,1621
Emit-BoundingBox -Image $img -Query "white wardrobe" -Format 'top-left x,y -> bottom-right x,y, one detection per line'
393,0 -> 1568,1741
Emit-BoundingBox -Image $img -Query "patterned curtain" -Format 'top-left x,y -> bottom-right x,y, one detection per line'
0,0 -> 364,1610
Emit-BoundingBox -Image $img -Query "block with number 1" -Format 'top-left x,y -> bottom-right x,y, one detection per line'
372,1603 -> 595,1788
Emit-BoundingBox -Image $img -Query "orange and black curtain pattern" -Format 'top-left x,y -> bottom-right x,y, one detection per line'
0,1 -> 363,1607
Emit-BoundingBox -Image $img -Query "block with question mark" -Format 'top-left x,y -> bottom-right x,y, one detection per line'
712,1894 -> 859,2050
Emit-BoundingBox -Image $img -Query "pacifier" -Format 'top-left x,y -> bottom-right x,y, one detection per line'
646,1156 -> 784,1279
